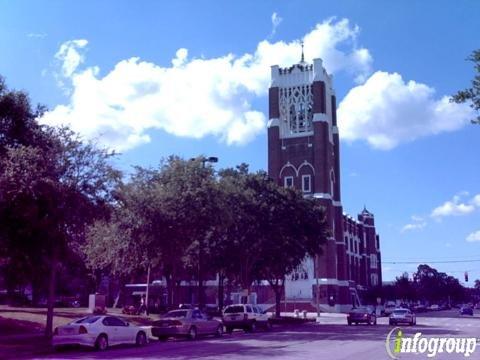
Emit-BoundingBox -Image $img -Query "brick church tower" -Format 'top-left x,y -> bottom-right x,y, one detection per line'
267,53 -> 381,312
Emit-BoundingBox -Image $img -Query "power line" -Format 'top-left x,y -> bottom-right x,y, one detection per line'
383,259 -> 480,265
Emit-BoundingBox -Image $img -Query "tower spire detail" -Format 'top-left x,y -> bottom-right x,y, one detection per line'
300,41 -> 305,63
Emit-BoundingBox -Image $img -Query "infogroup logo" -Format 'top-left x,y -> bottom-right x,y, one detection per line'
385,327 -> 477,358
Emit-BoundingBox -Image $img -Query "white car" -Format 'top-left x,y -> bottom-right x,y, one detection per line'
222,304 -> 271,332
53,315 -> 148,351
389,308 -> 416,326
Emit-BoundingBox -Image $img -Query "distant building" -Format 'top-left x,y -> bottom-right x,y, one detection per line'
267,54 -> 382,312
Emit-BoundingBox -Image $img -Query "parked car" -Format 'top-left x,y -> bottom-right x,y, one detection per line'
384,303 -> 397,316
151,309 -> 223,340
347,306 -> 377,326
460,306 -> 474,316
439,303 -> 451,310
413,304 -> 427,313
122,305 -> 140,315
389,308 -> 416,326
429,304 -> 440,311
222,304 -> 271,333
52,315 -> 147,351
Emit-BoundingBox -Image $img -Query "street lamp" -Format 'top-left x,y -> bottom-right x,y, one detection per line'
191,156 -> 218,168
190,155 -> 218,309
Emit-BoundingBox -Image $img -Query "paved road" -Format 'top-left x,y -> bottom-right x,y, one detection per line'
32,311 -> 480,360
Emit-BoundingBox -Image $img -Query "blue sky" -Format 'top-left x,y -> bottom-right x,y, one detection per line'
1,0 -> 479,282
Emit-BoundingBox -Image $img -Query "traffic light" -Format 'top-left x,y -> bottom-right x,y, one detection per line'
465,272 -> 469,282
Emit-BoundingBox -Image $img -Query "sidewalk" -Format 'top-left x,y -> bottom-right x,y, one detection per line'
276,311 -> 347,320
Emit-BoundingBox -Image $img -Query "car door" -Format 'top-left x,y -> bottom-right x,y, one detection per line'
192,310 -> 207,334
202,311 -> 219,333
102,317 -> 122,345
253,306 -> 264,322
114,316 -> 135,344
245,305 -> 254,322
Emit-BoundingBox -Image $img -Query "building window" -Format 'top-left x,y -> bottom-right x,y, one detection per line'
284,176 -> 294,188
302,175 -> 311,193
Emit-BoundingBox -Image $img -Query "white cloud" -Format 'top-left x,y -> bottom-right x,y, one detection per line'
55,39 -> 88,78
401,223 -> 426,232
466,230 -> 480,243
471,194 -> 480,207
401,216 -> 426,233
270,12 -> 283,38
27,33 -> 47,39
431,193 -> 476,219
41,19 -> 372,151
338,71 -> 474,150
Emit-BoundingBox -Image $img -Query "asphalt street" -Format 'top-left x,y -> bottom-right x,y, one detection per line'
31,310 -> 480,360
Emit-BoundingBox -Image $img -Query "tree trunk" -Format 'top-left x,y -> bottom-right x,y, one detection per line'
145,265 -> 151,315
218,273 -> 224,310
198,245 -> 204,310
31,280 -> 39,307
165,274 -> 174,309
45,249 -> 58,337
274,286 -> 282,318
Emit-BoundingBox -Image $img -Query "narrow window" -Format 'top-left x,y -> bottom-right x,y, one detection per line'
302,175 -> 311,193
284,176 -> 294,188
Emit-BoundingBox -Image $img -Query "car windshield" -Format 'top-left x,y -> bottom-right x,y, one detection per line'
163,310 -> 188,318
393,310 -> 408,315
352,307 -> 368,312
73,316 -> 101,324
224,306 -> 244,313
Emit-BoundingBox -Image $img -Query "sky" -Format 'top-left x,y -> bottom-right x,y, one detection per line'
1,0 -> 479,282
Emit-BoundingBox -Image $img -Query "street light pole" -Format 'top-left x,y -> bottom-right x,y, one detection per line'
191,156 -> 218,310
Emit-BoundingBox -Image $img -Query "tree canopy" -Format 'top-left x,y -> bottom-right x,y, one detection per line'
84,161 -> 329,316
0,76 -> 121,336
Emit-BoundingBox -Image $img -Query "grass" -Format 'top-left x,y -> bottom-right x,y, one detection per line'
0,305 -> 155,359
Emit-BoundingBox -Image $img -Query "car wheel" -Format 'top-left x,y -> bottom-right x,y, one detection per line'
265,321 -> 272,331
215,325 -> 223,337
226,326 -> 233,334
188,326 -> 197,340
373,317 -> 377,325
389,320 -> 394,326
249,321 -> 257,332
367,318 -> 371,326
136,331 -> 147,346
347,320 -> 352,326
95,334 -> 108,351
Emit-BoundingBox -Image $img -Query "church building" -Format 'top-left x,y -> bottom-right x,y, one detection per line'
267,53 -> 382,312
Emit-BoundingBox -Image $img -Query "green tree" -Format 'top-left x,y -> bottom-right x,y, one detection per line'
254,182 -> 328,317
394,272 -> 416,302
451,49 -> 480,124
85,156 -> 223,309
0,77 -> 121,336
217,166 -> 328,317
